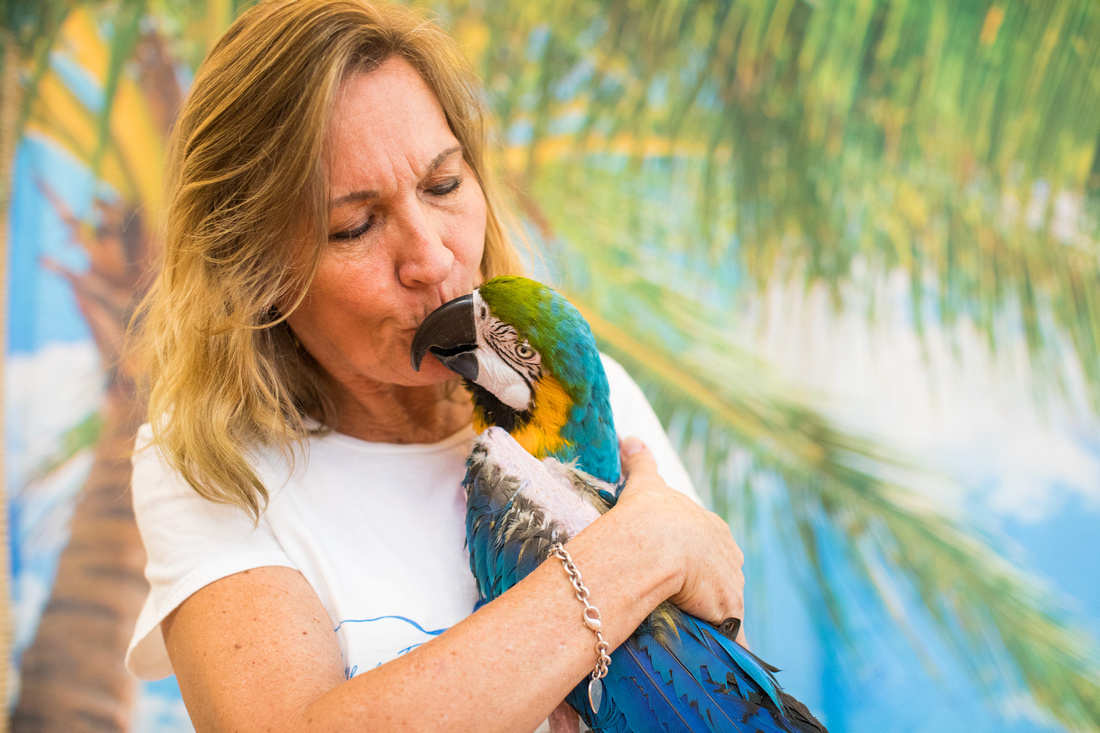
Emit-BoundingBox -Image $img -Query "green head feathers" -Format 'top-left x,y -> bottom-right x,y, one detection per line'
412,276 -> 621,482
475,276 -> 603,394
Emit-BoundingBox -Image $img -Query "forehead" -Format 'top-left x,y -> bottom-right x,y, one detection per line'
326,58 -> 458,194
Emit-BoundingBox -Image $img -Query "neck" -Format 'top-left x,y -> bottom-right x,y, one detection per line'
557,394 -> 621,484
324,377 -> 473,444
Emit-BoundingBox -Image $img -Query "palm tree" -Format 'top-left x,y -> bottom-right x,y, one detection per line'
8,7 -> 181,730
432,0 -> 1100,728
8,2 -> 258,725
8,0 -> 1100,730
2,2 -> 89,728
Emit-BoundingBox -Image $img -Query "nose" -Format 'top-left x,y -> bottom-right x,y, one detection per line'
396,200 -> 453,288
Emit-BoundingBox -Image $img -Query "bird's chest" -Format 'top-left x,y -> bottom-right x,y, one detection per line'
520,466 -> 603,538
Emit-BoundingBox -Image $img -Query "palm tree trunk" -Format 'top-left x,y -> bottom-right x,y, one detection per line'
8,19 -> 177,729
11,388 -> 147,733
10,144 -> 155,733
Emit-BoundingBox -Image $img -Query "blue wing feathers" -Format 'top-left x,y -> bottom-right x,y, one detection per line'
613,639 -> 713,732
686,614 -> 785,710
463,428 -> 826,732
629,625 -> 788,733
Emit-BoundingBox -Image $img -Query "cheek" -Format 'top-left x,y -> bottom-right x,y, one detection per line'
289,256 -> 382,332
318,251 -> 389,301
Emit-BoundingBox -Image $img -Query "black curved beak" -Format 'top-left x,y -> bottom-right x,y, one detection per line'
410,293 -> 479,381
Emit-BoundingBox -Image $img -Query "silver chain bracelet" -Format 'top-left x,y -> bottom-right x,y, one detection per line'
549,541 -> 612,715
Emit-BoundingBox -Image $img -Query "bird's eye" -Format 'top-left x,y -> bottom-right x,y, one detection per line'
516,343 -> 535,359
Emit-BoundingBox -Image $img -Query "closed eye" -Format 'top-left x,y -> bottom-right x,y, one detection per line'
426,177 -> 462,197
329,216 -> 374,241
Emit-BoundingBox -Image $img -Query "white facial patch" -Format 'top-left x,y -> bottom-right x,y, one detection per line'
473,347 -> 532,410
471,290 -> 541,411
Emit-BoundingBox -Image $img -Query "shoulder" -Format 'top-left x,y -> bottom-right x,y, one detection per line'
599,351 -> 634,386
600,352 -> 651,420
598,354 -> 703,504
600,352 -> 664,433
128,422 -> 297,679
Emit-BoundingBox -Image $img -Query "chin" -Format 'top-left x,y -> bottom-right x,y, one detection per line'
404,356 -> 459,385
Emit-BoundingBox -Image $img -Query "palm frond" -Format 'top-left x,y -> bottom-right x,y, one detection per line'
24,69 -> 135,197
89,0 -> 146,177
24,8 -> 170,212
570,273 -> 1100,730
446,0 -> 1100,407
500,44 -> 1100,722
26,411 -> 104,486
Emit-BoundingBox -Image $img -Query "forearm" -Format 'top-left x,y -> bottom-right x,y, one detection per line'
298,505 -> 678,732
166,443 -> 745,733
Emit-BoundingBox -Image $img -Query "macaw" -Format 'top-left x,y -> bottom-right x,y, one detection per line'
411,276 -> 827,733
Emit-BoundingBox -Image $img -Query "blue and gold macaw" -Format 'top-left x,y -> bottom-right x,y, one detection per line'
412,276 -> 827,733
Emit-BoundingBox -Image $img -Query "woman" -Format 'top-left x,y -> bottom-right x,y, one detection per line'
126,0 -> 747,730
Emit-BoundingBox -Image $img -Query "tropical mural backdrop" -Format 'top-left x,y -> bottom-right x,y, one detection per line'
3,0 -> 1100,731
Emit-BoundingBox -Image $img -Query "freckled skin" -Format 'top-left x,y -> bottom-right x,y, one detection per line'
287,59 -> 487,441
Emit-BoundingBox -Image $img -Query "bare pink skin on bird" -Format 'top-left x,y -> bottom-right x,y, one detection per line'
476,427 -> 602,536
475,427 -> 598,733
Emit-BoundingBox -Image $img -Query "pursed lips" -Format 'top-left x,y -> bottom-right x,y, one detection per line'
410,287 -> 474,330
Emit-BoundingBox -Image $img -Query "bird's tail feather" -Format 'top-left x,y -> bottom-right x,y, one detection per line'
777,693 -> 828,733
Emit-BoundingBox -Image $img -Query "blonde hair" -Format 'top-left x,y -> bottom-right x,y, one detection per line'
136,0 -> 526,519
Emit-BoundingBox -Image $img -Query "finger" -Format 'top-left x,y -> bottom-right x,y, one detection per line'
620,436 -> 659,477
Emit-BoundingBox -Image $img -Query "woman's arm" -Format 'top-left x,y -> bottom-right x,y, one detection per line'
162,439 -> 746,732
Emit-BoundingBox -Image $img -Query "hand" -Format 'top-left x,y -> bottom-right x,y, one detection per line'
614,436 -> 747,640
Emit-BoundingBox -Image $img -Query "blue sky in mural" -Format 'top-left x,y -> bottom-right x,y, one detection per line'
8,140 -> 96,353
6,85 -> 1100,733
8,133 -> 1100,731
1007,497 -> 1100,640
748,493 -> 1068,733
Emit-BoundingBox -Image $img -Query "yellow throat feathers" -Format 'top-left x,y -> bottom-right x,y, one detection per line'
472,374 -> 573,458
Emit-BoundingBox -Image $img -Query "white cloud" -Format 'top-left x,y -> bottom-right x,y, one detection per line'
11,572 -> 52,657
5,340 -> 105,490
748,269 -> 1100,523
5,340 -> 108,656
15,452 -> 96,557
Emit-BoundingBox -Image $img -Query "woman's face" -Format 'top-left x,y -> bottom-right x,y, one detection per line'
288,58 -> 487,392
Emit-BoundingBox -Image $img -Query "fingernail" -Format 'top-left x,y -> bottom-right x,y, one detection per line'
621,436 -> 643,456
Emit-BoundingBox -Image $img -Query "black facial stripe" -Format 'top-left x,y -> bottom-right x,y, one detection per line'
467,380 -> 532,432
498,345 -> 539,382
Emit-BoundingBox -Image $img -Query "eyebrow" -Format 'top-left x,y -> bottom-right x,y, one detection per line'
329,145 -> 464,208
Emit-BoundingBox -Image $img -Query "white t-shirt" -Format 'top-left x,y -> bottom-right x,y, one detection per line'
126,355 -> 699,685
